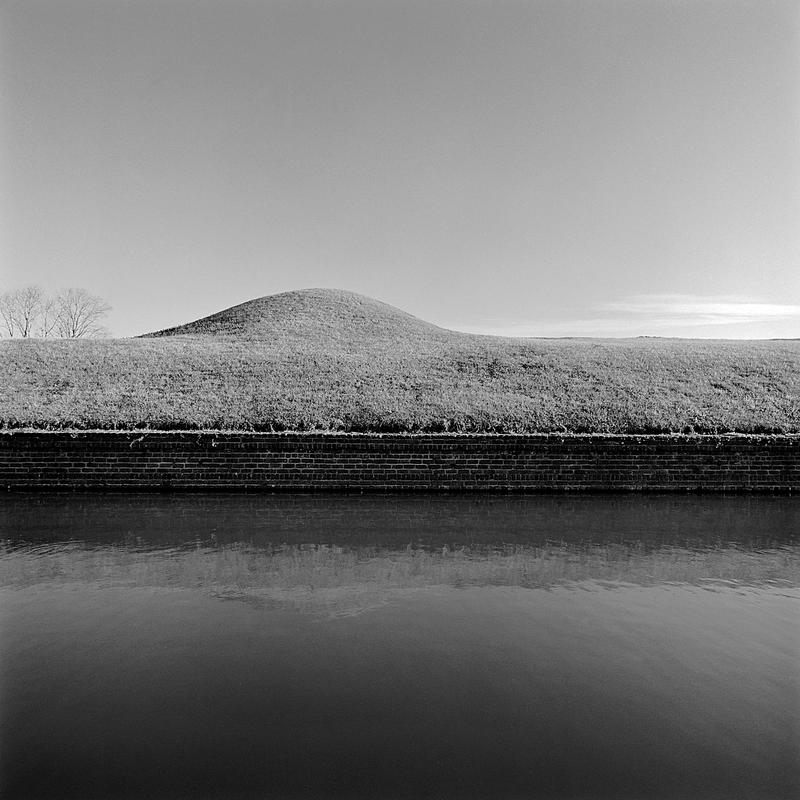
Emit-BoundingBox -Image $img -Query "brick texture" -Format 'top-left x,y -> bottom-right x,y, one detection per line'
1,431 -> 798,491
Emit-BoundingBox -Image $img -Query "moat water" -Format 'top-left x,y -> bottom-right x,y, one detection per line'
1,493 -> 798,799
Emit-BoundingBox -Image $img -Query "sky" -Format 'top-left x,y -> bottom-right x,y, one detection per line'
1,0 -> 798,338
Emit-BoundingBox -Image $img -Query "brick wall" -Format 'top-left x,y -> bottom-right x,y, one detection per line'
1,431 -> 797,491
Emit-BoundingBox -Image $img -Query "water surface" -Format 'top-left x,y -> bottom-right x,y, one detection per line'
2,493 -> 798,799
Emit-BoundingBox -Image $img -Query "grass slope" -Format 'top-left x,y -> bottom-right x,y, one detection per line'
146,287 -> 446,343
2,289 -> 798,433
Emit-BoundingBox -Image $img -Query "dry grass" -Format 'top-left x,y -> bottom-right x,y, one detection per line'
2,289 -> 798,433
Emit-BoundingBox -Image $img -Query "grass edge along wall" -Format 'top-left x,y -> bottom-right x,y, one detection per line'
1,431 -> 798,491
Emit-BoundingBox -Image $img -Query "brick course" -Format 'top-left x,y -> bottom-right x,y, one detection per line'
0,431 -> 797,491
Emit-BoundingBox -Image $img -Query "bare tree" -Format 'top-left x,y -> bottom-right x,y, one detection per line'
0,291 -> 14,336
54,288 -> 112,338
39,296 -> 59,338
14,285 -> 44,337
0,285 -> 112,338
0,285 -> 47,337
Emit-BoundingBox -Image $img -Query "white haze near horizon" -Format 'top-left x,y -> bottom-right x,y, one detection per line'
444,295 -> 800,339
1,0 -> 798,340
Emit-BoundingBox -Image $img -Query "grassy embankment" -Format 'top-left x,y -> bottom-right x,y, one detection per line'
1,289 -> 798,434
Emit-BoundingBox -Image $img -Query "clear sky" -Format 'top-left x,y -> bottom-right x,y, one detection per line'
1,0 -> 798,338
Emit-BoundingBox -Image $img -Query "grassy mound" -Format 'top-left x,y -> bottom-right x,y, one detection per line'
144,288 -> 447,345
2,289 -> 798,433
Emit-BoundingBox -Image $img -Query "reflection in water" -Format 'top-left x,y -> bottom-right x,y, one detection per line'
1,493 -> 799,798
3,540 -> 798,617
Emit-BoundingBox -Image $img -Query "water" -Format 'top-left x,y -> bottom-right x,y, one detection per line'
1,494 -> 798,799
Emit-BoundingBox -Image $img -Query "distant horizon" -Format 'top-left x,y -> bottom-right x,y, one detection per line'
3,282 -> 800,341
130,285 -> 800,341
123,285 -> 800,341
